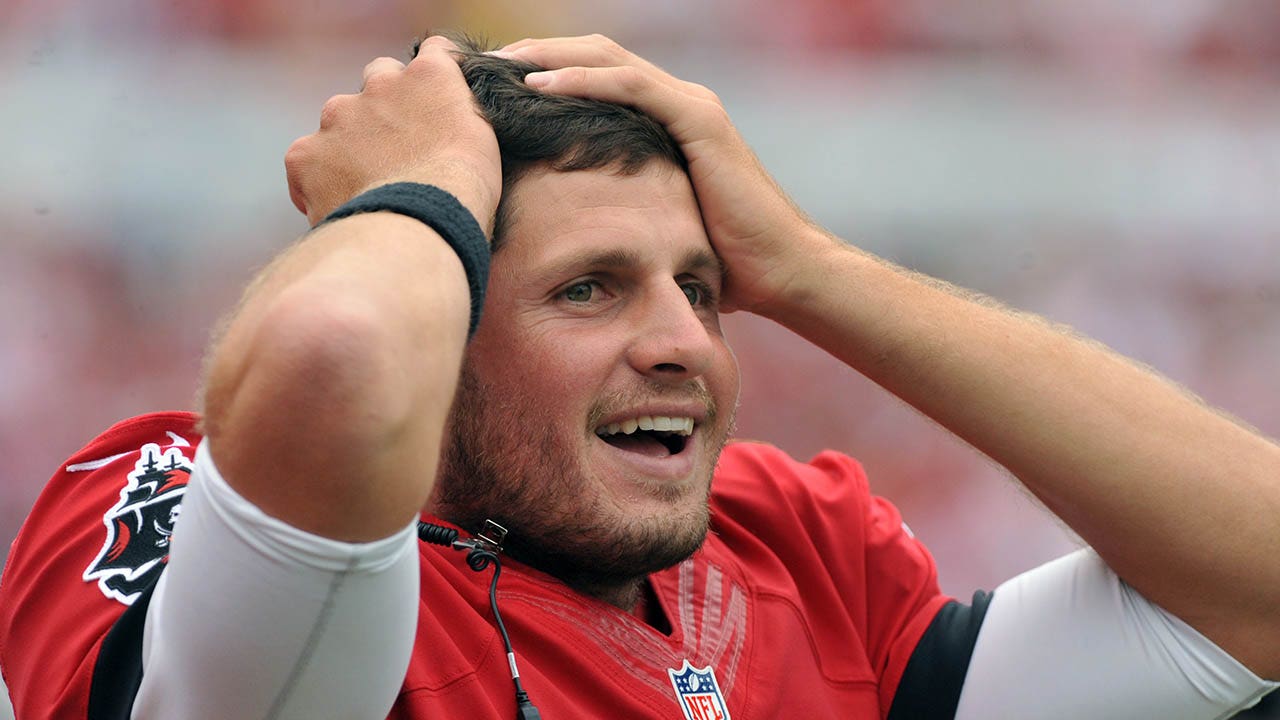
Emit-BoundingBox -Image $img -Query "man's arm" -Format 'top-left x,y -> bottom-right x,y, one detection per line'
202,39 -> 500,542
113,39 -> 503,720
499,35 -> 1280,678
744,225 -> 1280,678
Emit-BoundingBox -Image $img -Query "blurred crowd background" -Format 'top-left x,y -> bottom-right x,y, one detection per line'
2,0 -> 1278,716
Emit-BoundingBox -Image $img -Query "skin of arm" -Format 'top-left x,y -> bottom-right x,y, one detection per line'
502,34 -> 1280,678
201,38 -> 501,543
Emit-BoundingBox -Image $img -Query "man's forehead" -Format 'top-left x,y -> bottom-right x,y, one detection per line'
499,163 -> 716,271
505,157 -> 686,212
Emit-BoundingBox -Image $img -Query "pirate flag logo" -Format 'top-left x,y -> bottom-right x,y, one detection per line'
83,442 -> 191,605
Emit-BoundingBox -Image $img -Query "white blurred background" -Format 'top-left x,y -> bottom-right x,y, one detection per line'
2,1 -> 1278,716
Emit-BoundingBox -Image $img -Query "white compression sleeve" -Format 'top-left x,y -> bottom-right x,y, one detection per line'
132,441 -> 420,720
955,548 -> 1277,720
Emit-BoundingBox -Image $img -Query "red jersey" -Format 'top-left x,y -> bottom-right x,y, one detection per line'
0,413 -> 949,719
1,413 -> 200,719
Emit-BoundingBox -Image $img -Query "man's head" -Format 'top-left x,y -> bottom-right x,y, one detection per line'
422,35 -> 740,605
412,34 -> 686,250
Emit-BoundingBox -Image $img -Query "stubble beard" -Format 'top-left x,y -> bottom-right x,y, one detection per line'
434,367 -> 731,599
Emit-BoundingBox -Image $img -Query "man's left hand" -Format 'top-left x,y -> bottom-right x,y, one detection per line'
497,34 -> 840,315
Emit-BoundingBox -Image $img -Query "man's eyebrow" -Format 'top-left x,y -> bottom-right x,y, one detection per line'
538,246 -> 725,281
680,247 -> 726,282
540,247 -> 643,277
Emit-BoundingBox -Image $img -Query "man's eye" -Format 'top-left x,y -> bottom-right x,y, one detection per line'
564,282 -> 595,302
681,283 -> 708,306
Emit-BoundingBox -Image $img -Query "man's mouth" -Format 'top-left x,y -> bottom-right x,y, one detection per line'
594,415 -> 694,458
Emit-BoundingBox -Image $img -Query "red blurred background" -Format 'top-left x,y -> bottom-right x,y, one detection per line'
2,1 -> 1278,715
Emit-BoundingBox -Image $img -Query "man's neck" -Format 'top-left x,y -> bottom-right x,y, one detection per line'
574,577 -> 643,614
425,504 -> 678,631
628,580 -> 673,635
573,577 -> 671,634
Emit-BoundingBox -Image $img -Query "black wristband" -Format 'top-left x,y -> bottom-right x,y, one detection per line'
322,182 -> 490,338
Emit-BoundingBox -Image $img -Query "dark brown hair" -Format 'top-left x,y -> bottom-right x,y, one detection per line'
411,33 -> 686,249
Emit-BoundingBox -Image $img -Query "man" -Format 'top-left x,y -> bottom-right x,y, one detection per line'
0,33 -> 1277,719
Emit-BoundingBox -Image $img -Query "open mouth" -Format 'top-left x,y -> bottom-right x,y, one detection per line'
595,415 -> 694,458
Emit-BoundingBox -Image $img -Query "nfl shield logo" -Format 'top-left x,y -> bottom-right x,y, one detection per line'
668,660 -> 732,720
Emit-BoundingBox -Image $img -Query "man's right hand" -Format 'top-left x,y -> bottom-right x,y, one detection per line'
285,35 -> 502,233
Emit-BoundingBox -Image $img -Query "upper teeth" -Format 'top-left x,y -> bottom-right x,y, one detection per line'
596,415 -> 694,437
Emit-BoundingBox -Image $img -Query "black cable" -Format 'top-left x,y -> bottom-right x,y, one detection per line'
418,521 -> 542,720
416,522 -> 459,547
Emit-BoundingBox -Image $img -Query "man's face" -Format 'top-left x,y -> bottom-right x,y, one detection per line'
435,162 -> 740,592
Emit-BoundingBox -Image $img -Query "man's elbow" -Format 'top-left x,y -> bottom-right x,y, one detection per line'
208,287 -> 412,436
199,288 -> 437,540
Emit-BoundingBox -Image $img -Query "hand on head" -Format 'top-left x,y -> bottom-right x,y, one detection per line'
284,36 -> 502,232
284,32 -> 836,316
495,34 -> 835,315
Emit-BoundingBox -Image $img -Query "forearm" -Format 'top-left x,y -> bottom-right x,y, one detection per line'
202,211 -> 470,542
765,231 -> 1280,676
135,442 -> 419,720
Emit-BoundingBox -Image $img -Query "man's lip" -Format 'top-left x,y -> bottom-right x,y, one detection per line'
592,403 -> 710,430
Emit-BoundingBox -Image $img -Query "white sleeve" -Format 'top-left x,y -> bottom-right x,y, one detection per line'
132,440 -> 420,720
955,548 -> 1278,720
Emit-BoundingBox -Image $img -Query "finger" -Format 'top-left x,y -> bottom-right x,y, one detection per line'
502,36 -> 703,106
361,56 -> 405,90
408,36 -> 466,76
524,64 -> 731,151
500,34 -> 647,73
524,65 -> 684,126
498,37 -> 533,52
419,34 -> 458,53
501,33 -> 626,52
318,93 -> 357,130
504,37 -> 720,113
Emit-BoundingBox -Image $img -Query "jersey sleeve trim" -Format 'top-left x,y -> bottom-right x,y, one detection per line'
87,576 -> 158,719
886,590 -> 992,720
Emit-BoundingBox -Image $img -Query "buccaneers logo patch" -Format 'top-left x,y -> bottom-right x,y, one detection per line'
83,441 -> 191,605
668,660 -> 732,720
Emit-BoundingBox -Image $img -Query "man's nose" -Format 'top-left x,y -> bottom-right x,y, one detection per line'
625,284 -> 716,382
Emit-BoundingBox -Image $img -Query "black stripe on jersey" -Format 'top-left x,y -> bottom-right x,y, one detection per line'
887,590 -> 993,720
87,577 -> 158,719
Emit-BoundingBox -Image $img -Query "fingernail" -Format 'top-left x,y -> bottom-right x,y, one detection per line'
485,50 -> 516,59
524,71 -> 552,88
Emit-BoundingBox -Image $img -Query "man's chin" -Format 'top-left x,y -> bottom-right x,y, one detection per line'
499,505 -> 711,591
